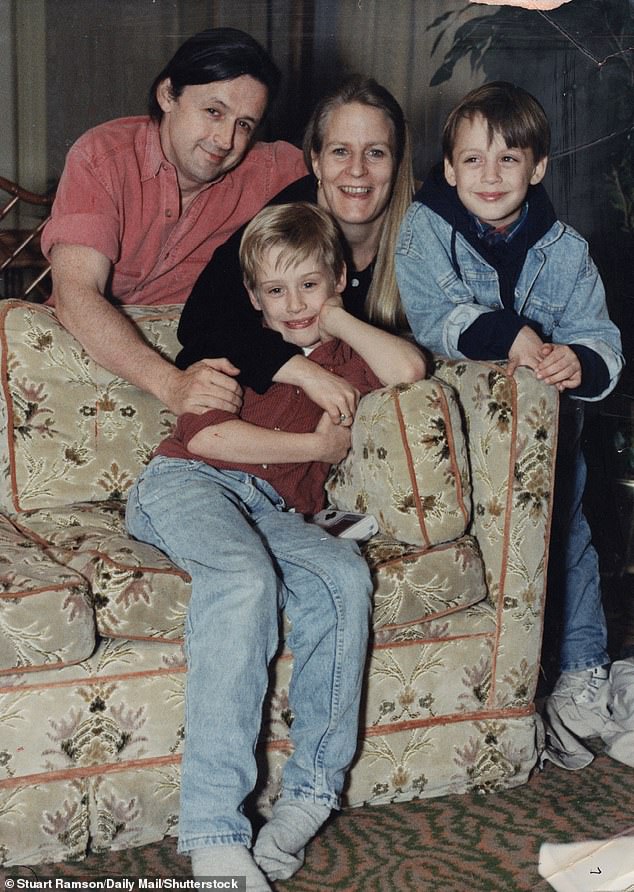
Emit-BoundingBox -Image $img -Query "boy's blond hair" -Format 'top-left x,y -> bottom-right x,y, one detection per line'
240,202 -> 346,291
443,81 -> 550,163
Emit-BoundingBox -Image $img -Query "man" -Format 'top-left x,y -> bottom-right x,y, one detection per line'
42,28 -> 306,416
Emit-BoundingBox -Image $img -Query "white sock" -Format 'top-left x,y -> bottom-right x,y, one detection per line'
253,799 -> 331,881
191,844 -> 271,891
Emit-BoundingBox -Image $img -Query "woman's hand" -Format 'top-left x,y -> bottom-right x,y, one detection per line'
313,411 -> 353,463
302,364 -> 360,426
274,355 -> 359,425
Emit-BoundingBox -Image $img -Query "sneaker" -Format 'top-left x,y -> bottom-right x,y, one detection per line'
549,665 -> 610,737
541,665 -> 610,770
600,657 -> 634,768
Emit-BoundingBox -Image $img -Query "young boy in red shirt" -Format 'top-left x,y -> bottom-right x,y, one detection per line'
127,202 -> 426,889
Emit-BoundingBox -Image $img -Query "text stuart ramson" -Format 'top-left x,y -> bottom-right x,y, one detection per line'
12,880 -> 241,890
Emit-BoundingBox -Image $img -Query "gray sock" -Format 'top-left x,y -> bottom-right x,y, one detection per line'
253,799 -> 331,881
191,844 -> 271,891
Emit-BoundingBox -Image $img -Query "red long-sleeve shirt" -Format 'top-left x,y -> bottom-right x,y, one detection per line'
42,117 -> 306,306
156,338 -> 382,515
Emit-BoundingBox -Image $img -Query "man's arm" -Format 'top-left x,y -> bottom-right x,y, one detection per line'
187,411 -> 351,465
51,244 -> 242,416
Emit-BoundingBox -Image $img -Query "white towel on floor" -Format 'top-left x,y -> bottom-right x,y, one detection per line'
538,835 -> 634,891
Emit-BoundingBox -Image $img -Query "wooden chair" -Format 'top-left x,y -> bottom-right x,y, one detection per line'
0,176 -> 55,301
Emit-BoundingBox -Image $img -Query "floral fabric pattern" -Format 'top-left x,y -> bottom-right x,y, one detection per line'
0,302 -> 558,867
0,303 -> 179,513
326,378 -> 471,547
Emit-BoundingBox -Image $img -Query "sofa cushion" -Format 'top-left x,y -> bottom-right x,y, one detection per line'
364,534 -> 487,632
14,502 -> 191,641
0,301 -> 180,514
16,504 -> 487,643
326,378 -> 471,547
0,514 -> 95,674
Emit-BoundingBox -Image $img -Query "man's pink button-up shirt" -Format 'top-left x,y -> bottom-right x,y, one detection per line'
42,116 -> 306,305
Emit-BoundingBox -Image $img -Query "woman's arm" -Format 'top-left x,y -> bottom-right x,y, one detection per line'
176,229 -> 301,391
187,412 -> 351,465
318,300 -> 427,384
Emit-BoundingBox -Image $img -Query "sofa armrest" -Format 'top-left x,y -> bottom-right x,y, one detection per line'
431,359 -> 558,602
326,376 -> 472,547
432,359 -> 559,704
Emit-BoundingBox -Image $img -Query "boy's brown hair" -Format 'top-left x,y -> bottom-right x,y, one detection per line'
240,202 -> 346,291
442,81 -> 550,163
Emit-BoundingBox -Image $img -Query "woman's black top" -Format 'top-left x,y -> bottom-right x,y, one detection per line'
176,175 -> 372,393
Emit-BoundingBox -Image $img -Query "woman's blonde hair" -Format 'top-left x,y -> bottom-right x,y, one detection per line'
240,202 -> 346,292
303,75 -> 414,331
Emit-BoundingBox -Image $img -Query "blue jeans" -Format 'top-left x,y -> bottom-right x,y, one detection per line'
549,400 -> 609,673
125,456 -> 372,853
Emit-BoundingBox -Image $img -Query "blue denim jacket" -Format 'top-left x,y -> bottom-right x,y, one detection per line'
396,202 -> 624,401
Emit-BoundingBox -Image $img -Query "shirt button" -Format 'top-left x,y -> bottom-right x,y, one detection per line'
351,278 -> 360,287
262,464 -> 268,469
165,209 -> 173,218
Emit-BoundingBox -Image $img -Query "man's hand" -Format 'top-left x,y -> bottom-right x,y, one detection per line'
313,411 -> 353,463
507,325 -> 545,376
162,358 -> 243,416
535,343 -> 582,392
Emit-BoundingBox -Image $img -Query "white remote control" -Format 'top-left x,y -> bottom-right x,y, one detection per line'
311,509 -> 379,541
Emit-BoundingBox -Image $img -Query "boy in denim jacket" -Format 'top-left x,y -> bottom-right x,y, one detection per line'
395,82 -> 626,770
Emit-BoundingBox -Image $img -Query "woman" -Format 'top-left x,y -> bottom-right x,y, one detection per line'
176,75 -> 418,416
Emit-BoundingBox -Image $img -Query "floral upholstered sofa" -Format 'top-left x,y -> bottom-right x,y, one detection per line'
0,299 -> 558,867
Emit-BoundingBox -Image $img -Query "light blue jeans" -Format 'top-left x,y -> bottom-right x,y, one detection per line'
125,456 -> 372,853
550,400 -> 609,673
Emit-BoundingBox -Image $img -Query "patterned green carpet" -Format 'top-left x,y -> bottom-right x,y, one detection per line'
16,753 -> 633,892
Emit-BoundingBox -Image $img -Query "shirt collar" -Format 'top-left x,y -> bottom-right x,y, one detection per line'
472,201 -> 529,245
142,119 -> 168,181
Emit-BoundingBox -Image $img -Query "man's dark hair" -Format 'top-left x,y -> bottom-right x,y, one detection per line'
148,27 -> 281,121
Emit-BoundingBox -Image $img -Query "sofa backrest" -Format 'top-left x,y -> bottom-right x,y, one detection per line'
0,301 -> 180,514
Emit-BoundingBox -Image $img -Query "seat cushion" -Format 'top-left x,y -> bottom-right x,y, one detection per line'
14,502 -> 191,641
0,514 -> 95,674
15,504 -> 488,642
364,533 -> 487,632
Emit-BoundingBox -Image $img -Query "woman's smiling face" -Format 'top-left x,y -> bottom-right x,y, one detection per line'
311,102 -> 396,230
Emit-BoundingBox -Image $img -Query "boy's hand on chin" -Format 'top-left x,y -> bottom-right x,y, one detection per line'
314,411 -> 353,464
317,296 -> 346,340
